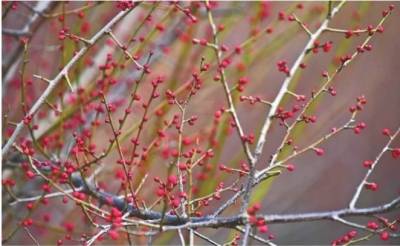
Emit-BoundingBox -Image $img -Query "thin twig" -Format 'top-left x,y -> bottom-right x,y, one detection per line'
193,230 -> 221,246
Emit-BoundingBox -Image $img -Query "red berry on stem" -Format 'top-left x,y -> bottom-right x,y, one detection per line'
258,225 -> 269,233
391,148 -> 400,159
365,182 -> 378,191
382,128 -> 391,136
363,160 -> 373,169
367,221 -> 379,230
314,148 -> 324,156
286,164 -> 295,172
380,231 -> 389,241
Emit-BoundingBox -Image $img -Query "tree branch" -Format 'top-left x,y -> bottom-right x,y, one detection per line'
2,5 -> 139,156
349,126 -> 400,209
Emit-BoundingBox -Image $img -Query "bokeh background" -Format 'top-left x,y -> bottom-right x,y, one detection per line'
2,1 -> 400,245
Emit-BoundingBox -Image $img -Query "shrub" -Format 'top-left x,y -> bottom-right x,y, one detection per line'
2,1 -> 399,245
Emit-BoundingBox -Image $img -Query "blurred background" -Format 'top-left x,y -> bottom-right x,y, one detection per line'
2,1 -> 400,245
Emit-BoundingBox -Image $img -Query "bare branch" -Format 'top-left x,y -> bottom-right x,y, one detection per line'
193,230 -> 221,246
23,227 -> 40,246
349,126 -> 400,209
2,6 -> 139,156
2,28 -> 31,37
106,29 -> 143,69
254,1 -> 346,162
292,14 -> 312,37
205,0 -> 255,166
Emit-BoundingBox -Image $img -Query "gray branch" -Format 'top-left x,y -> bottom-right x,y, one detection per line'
68,171 -> 400,228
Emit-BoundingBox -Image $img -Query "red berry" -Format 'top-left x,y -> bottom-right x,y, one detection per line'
345,30 -> 353,39
172,198 -> 180,208
214,110 -> 222,119
380,231 -> 389,241
252,203 -> 261,211
314,148 -> 324,156
353,127 -> 361,134
26,203 -> 34,210
278,11 -> 285,20
367,221 -> 379,230
365,182 -> 378,191
382,128 -> 391,136
26,170 -> 35,179
234,46 -> 242,54
363,160 -> 373,169
168,175 -> 178,186
382,10 -> 389,17
286,164 -> 295,172
178,163 -> 187,171
357,122 -> 366,129
347,230 -> 357,238
258,225 -> 269,233
392,148 -> 400,159
108,230 -> 119,240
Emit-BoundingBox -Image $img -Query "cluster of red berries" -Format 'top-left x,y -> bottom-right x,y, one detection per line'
219,161 -> 250,177
20,140 -> 35,156
241,133 -> 255,144
2,178 -> 16,187
392,148 -> 400,159
275,107 -> 295,122
301,114 -> 318,124
154,175 -> 179,199
236,77 -> 249,92
364,182 -> 378,191
277,60 -> 290,76
247,203 -> 269,234
239,95 -> 265,105
349,95 -> 367,113
331,230 -> 357,246
312,41 -> 333,53
353,122 -> 366,135
23,114 -> 32,125
107,207 -> 123,230
116,0 -> 136,11
362,160 -> 373,169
